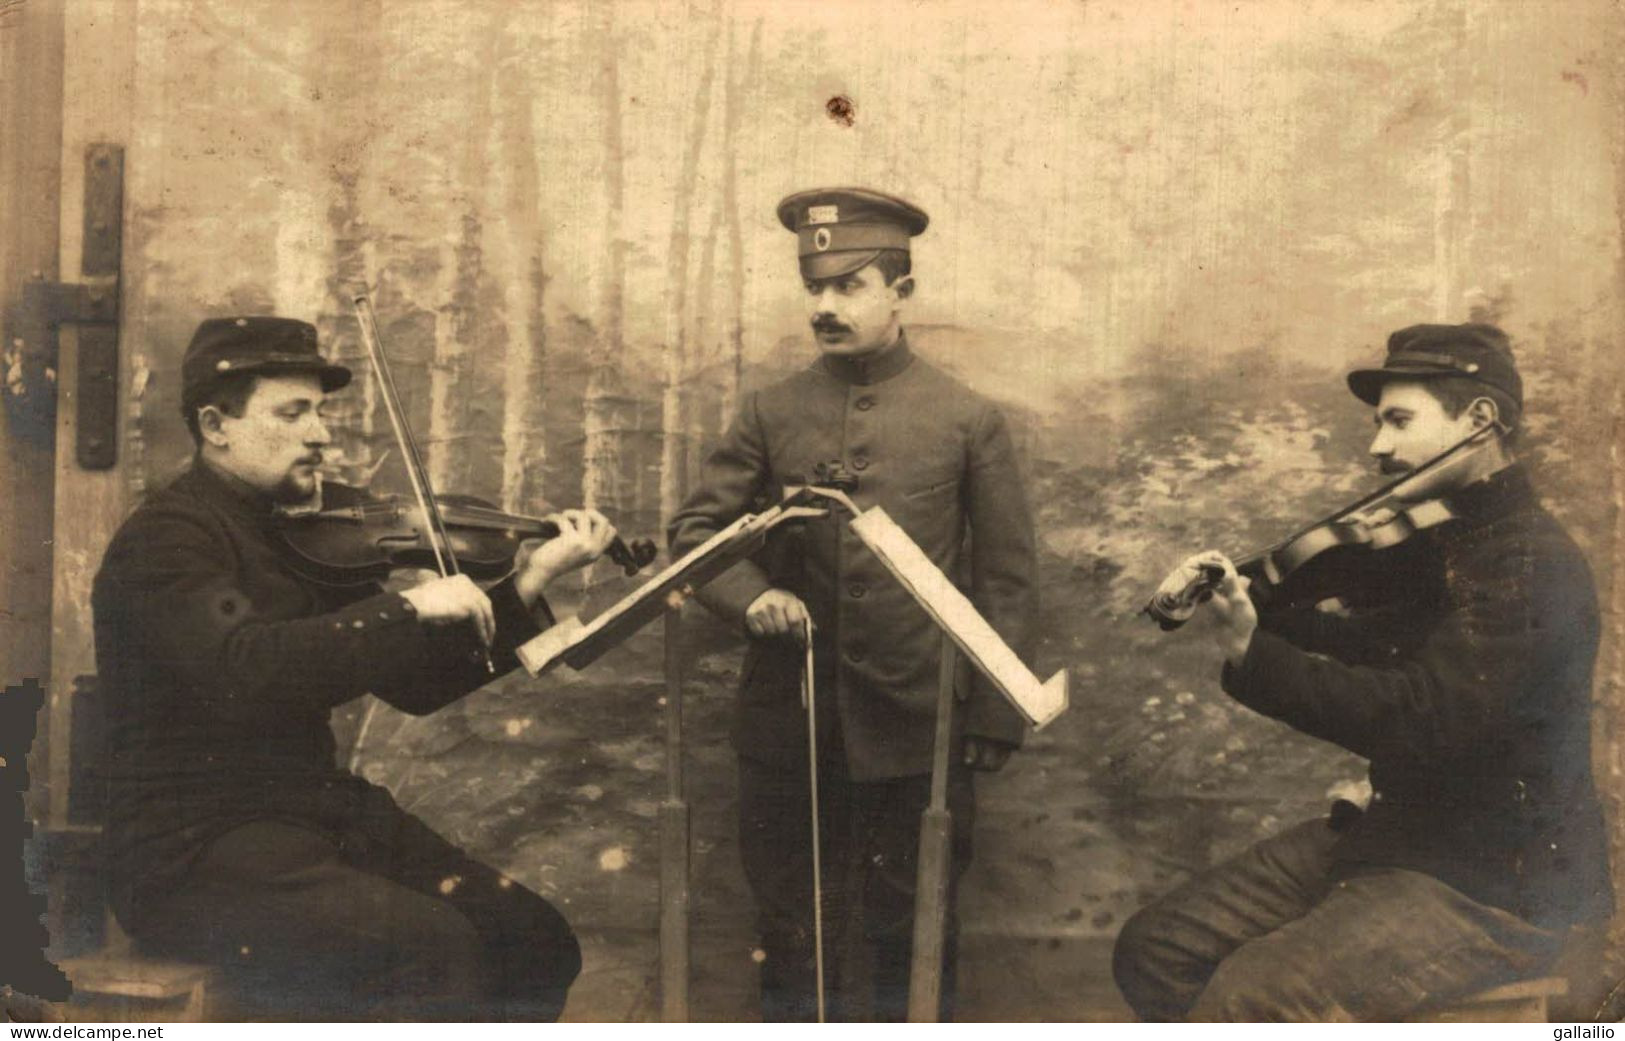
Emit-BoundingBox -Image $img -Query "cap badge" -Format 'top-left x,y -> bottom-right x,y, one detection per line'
813,227 -> 832,251
216,360 -> 232,371
234,318 -> 248,327
808,204 -> 839,225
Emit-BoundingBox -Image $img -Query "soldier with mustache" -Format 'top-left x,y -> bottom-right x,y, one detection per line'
1116,325 -> 1612,1020
92,318 -> 618,1019
669,188 -> 1039,1020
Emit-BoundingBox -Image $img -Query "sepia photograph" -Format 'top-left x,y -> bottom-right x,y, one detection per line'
2,0 -> 1622,1025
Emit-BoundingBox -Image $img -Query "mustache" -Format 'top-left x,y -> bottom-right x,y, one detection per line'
294,453 -> 324,467
811,316 -> 851,335
1378,459 -> 1410,475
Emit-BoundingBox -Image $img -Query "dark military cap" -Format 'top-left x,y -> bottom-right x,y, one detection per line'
1347,322 -> 1522,408
776,187 -> 929,281
181,316 -> 351,407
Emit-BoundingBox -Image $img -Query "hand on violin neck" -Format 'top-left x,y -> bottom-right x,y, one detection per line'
514,508 -> 620,606
1200,558 -> 1257,666
400,573 -> 496,650
1164,550 -> 1256,665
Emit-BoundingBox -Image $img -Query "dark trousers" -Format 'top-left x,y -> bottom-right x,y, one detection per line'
125,814 -> 580,1021
1112,817 -> 1563,1021
737,754 -> 974,1022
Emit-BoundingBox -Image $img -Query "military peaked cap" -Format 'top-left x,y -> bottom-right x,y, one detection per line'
776,187 -> 929,281
1348,322 -> 1522,408
181,316 -> 351,410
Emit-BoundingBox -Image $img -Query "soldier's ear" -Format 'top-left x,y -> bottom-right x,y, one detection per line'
197,405 -> 230,447
1466,396 -> 1501,432
892,275 -> 915,301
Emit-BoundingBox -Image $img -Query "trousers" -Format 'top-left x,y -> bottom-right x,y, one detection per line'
124,813 -> 581,1021
737,753 -> 974,1022
1111,816 -> 1563,1021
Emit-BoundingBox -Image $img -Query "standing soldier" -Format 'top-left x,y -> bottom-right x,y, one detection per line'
668,188 -> 1039,1021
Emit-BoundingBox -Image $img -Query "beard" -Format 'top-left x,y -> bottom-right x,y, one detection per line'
272,460 -> 323,506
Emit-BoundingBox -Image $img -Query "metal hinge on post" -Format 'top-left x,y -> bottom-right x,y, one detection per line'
2,144 -> 123,469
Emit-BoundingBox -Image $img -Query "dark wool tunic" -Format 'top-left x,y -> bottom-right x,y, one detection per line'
1223,465 -> 1612,928
668,335 -> 1038,780
91,463 -> 549,923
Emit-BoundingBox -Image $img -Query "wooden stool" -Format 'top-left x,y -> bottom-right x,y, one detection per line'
1409,977 -> 1568,1023
59,954 -> 212,1021
58,916 -> 214,1022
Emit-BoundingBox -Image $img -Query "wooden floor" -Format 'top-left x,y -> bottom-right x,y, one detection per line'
559,930 -> 1133,1022
54,930 -> 1130,1023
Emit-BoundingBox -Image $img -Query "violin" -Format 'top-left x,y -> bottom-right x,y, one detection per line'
1143,422 -> 1504,630
276,480 -> 659,588
296,295 -> 659,670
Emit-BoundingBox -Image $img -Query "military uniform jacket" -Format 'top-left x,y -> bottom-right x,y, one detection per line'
668,335 -> 1038,781
91,462 -> 550,923
1223,465 -> 1612,928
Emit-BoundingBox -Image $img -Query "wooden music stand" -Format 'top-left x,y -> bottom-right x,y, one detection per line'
515,488 -> 1069,1022
513,482 -> 850,1021
841,504 -> 1069,1022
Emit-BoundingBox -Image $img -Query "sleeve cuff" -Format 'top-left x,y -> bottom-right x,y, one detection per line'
319,591 -> 431,687
1221,628 -> 1293,714
487,576 -> 546,663
326,591 -> 419,633
963,687 -> 1027,747
695,562 -> 773,625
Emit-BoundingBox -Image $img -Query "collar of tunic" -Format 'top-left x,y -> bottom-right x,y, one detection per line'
182,457 -> 281,521
1445,462 -> 1536,529
812,331 -> 915,386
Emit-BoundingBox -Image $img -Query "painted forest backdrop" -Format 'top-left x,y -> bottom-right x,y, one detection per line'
10,0 -> 1625,1020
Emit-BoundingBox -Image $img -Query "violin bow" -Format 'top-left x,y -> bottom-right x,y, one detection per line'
1255,420 -> 1503,559
799,615 -> 826,1023
352,293 -> 494,672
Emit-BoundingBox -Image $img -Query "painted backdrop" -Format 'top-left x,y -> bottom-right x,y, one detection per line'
24,0 -> 1625,1019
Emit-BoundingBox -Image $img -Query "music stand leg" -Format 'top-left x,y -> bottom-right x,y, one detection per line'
907,633 -> 956,1022
659,605 -> 690,1022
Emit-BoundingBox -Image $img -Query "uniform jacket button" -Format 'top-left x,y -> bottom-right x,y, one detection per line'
849,582 -> 867,598
852,456 -> 870,470
847,647 -> 866,663
855,396 -> 876,411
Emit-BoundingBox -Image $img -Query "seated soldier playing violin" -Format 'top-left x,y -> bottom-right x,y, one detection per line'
92,317 -> 616,1020
1114,323 -> 1612,1021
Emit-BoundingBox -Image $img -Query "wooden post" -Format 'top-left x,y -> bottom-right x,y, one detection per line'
1,0 -> 65,828
658,605 -> 690,1021
35,2 -> 138,965
907,633 -> 957,1022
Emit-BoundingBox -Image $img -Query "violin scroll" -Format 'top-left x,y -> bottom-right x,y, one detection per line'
608,536 -> 659,577
1143,561 -> 1227,631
